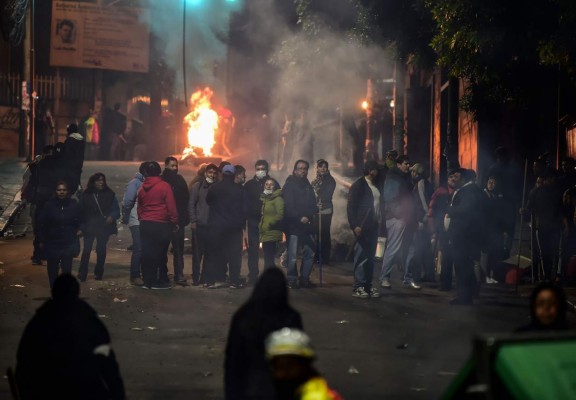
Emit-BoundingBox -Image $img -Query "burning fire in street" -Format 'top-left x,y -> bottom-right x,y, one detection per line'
182,87 -> 219,158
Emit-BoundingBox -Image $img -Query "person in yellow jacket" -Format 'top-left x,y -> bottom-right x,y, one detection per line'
265,328 -> 343,400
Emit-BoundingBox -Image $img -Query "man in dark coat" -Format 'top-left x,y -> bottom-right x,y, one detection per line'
63,122 -> 85,193
189,163 -> 218,285
205,165 -> 246,288
445,168 -> 484,305
225,268 -> 303,400
16,274 -> 125,400
243,160 -> 281,285
283,160 -> 318,289
347,160 -> 383,298
161,156 -> 190,285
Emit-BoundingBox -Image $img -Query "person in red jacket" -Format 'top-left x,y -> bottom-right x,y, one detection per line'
137,161 -> 179,289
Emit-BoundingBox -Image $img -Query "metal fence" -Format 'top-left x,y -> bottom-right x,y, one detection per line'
0,72 -> 94,106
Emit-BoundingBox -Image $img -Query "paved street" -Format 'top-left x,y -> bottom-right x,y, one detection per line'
0,160 -> 574,400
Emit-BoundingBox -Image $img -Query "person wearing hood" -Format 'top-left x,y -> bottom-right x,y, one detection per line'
244,160 -> 281,284
260,178 -> 284,269
37,181 -> 82,288
205,164 -> 246,288
64,123 -> 85,193
311,159 -> 336,265
225,268 -> 303,400
121,162 -> 147,286
189,163 -> 218,286
15,274 -> 125,400
515,282 -> 569,332
161,156 -> 190,285
283,160 -> 318,289
137,161 -> 179,290
78,173 -> 120,282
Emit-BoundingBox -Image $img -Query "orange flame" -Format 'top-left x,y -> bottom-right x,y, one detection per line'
183,87 -> 218,157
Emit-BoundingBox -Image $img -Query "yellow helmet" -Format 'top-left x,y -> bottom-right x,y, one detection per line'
265,328 -> 315,360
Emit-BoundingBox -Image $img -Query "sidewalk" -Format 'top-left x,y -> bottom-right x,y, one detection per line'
0,158 -> 27,236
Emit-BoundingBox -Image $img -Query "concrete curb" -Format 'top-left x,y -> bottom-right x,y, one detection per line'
0,191 -> 25,237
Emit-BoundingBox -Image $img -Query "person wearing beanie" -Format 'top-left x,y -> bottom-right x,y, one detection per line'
205,163 -> 246,288
137,161 -> 179,289
311,159 -> 336,265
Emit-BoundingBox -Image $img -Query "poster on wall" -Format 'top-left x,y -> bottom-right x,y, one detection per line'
50,1 -> 149,73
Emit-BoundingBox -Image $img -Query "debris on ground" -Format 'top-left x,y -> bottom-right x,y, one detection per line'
396,343 -> 408,349
348,366 -> 359,374
336,320 -> 349,324
113,297 -> 128,303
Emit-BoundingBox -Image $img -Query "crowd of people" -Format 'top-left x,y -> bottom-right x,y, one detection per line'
21,124 -> 576,305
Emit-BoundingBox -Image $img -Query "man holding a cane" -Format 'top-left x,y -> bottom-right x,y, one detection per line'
347,161 -> 384,298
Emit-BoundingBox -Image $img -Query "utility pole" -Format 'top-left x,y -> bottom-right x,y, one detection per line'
364,78 -> 377,161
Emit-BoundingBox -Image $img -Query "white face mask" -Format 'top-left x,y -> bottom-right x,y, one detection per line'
255,170 -> 267,180
263,189 -> 273,195
206,177 -> 214,184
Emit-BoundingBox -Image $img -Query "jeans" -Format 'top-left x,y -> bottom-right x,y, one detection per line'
262,241 -> 278,269
353,228 -> 378,290
286,234 -> 315,284
246,219 -> 260,281
47,257 -> 73,288
129,225 -> 142,280
140,221 -> 172,287
191,225 -> 208,284
380,218 -> 414,282
79,232 -> 110,281
171,226 -> 185,280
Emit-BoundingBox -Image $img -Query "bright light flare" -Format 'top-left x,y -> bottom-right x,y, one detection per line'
183,87 -> 218,157
361,100 -> 369,110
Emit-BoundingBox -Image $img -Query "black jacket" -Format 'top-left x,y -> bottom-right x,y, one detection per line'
282,174 -> 317,236
16,298 -> 125,400
311,172 -> 336,211
225,268 -> 303,400
347,176 -> 384,235
206,175 -> 245,231
161,169 -> 190,226
244,175 -> 280,221
80,188 -> 120,236
38,197 -> 81,259
447,183 -> 485,250
64,133 -> 85,190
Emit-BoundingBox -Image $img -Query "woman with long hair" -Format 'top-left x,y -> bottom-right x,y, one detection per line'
78,173 -> 120,281
37,181 -> 82,288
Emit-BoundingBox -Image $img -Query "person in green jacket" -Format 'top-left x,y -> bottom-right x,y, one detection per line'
260,178 -> 284,268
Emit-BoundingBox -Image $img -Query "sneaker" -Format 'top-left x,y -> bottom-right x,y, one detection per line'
486,277 -> 498,284
141,285 -> 151,290
130,277 -> 144,286
208,281 -> 228,289
369,288 -> 381,298
151,283 -> 172,290
381,279 -> 392,289
403,281 -> 421,290
174,278 -> 189,286
229,281 -> 245,289
352,287 -> 369,298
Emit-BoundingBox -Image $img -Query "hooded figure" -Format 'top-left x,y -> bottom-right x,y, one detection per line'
16,274 -> 125,400
64,123 -> 85,191
224,268 -> 303,400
